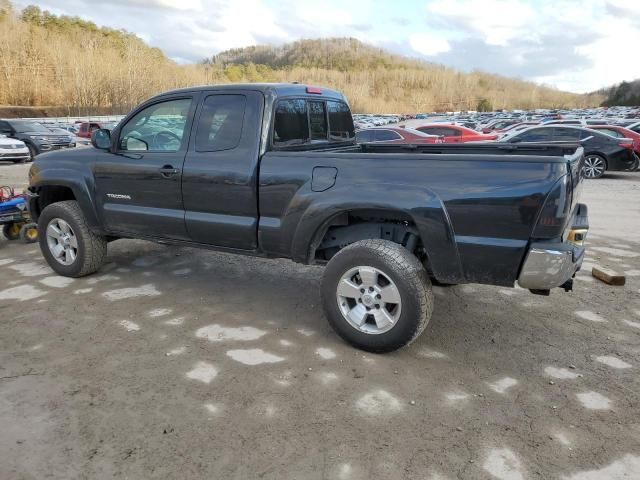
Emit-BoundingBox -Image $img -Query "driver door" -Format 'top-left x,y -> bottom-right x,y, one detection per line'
93,95 -> 197,240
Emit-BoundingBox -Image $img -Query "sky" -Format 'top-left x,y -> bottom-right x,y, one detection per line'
15,0 -> 640,93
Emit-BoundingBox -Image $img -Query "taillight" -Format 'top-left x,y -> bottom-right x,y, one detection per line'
306,87 -> 322,94
532,174 -> 571,239
619,139 -> 634,150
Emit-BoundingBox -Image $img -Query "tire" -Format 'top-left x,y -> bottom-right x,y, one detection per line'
321,239 -> 434,353
583,154 -> 607,179
27,143 -> 37,162
37,200 -> 107,277
3,222 -> 22,240
19,222 -> 38,243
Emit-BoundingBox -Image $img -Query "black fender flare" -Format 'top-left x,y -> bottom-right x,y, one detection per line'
30,170 -> 100,229
291,183 -> 464,284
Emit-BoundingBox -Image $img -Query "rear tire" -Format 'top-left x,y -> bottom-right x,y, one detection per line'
38,200 -> 107,277
583,154 -> 607,179
19,222 -> 38,243
321,239 -> 434,353
3,222 -> 22,240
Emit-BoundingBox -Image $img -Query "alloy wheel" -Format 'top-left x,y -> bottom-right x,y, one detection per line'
336,266 -> 402,334
46,218 -> 78,265
584,155 -> 605,178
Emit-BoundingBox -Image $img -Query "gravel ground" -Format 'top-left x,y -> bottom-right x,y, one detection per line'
1,162 -> 639,479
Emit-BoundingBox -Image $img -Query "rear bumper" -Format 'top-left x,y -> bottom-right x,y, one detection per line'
517,243 -> 585,290
608,150 -> 638,171
517,203 -> 588,291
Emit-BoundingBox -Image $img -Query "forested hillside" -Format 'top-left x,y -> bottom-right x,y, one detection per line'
0,1 -> 603,114
600,80 -> 640,107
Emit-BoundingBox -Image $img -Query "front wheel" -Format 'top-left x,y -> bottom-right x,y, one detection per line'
38,200 -> 107,277
583,154 -> 607,179
19,222 -> 38,243
321,239 -> 434,353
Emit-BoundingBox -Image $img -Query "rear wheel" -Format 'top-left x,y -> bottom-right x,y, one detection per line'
19,222 -> 38,243
38,200 -> 107,277
583,154 -> 607,179
321,239 -> 434,353
3,222 -> 22,240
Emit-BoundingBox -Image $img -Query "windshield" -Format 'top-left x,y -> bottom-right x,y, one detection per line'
11,120 -> 51,133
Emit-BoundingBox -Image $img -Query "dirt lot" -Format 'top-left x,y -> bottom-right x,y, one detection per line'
1,162 -> 639,479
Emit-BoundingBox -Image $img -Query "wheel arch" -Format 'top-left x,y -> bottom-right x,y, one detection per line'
292,194 -> 465,284
30,177 -> 99,229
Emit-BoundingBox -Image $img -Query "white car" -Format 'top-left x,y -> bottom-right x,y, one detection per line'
0,135 -> 30,163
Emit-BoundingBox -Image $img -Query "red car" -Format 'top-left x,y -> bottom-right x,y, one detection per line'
356,127 -> 441,144
414,124 -> 497,143
77,121 -> 117,139
588,125 -> 640,155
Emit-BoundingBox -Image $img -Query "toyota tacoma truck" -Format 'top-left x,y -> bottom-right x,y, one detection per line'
27,84 -> 589,352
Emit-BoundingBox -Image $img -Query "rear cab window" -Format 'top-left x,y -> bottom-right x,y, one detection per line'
195,94 -> 246,151
273,97 -> 354,148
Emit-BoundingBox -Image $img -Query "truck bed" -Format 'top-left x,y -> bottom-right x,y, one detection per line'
258,143 -> 584,286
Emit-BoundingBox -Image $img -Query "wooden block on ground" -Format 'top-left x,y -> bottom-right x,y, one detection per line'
592,265 -> 626,286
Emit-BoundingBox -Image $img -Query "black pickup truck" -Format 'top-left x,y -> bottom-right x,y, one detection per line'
27,84 -> 589,352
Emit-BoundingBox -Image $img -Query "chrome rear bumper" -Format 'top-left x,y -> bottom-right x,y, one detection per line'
517,243 -> 585,290
518,202 -> 588,292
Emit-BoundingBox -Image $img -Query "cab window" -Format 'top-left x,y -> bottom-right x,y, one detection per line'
195,94 -> 246,152
118,98 -> 191,152
274,99 -> 309,146
274,98 -> 354,147
327,101 -> 355,141
309,101 -> 328,141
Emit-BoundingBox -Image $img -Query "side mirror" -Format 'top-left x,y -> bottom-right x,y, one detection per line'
91,128 -> 111,150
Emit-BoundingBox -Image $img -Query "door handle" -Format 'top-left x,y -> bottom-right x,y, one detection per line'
159,165 -> 178,178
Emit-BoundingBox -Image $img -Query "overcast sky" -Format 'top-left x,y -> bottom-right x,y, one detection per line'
15,0 -> 640,93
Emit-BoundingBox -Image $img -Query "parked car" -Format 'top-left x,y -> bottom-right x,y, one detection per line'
58,125 -> 79,135
76,121 -> 117,139
28,83 -> 588,352
500,125 -> 639,178
46,126 -> 78,142
413,124 -> 497,143
500,121 -> 541,134
0,134 -> 30,163
46,126 -> 74,136
356,127 -> 441,144
588,125 -> 640,156
481,119 -> 521,133
625,121 -> 640,134
0,119 -> 75,160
